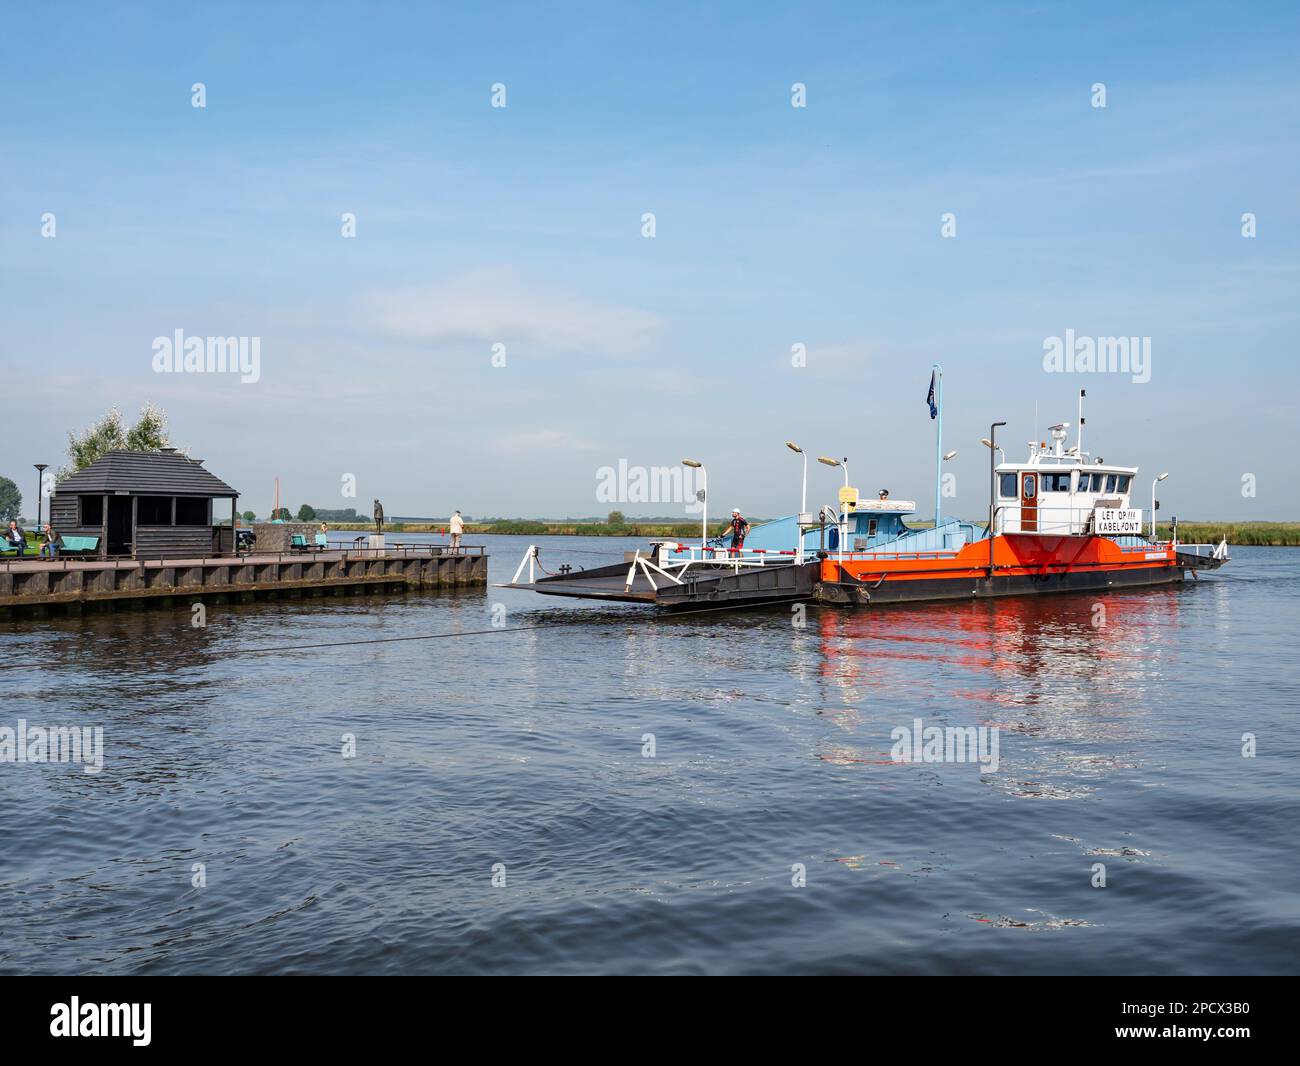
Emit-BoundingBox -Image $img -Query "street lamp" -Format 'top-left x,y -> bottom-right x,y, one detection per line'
34,464 -> 47,530
681,458 -> 706,551
817,456 -> 850,561
785,441 -> 807,515
1151,472 -> 1169,539
979,438 -> 1005,465
987,423 -> 1006,561
817,455 -> 849,487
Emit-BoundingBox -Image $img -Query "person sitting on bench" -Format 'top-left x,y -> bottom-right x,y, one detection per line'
5,520 -> 26,557
39,523 -> 63,559
315,523 -> 329,549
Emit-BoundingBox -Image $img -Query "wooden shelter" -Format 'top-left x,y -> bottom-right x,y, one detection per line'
48,449 -> 239,559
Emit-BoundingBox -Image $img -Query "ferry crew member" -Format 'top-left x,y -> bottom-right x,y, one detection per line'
725,509 -> 750,552
878,489 -> 890,501
449,510 -> 464,552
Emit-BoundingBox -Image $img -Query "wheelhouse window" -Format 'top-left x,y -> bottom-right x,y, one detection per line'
1104,474 -> 1118,494
1043,473 -> 1072,493
866,519 -> 878,536
137,496 -> 173,525
175,497 -> 209,525
1116,475 -> 1132,493
80,495 -> 103,525
999,473 -> 1017,498
1022,474 -> 1037,499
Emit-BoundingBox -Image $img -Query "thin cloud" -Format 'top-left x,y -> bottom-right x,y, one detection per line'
370,269 -> 664,356
488,429 -> 603,453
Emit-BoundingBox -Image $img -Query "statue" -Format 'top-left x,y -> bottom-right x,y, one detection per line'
373,499 -> 384,533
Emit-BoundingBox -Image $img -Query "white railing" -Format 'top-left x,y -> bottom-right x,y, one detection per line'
654,542 -> 802,577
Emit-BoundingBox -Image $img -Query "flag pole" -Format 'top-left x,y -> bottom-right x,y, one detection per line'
933,363 -> 943,528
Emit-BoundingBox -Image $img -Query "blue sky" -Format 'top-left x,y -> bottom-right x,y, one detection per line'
2,1 -> 1297,520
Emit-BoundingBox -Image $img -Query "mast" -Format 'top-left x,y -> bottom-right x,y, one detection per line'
1077,388 -> 1086,455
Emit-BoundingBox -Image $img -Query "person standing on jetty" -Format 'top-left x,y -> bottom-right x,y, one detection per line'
5,519 -> 26,557
449,510 -> 464,552
724,508 -> 750,553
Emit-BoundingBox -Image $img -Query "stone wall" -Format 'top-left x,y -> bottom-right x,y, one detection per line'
251,522 -> 319,553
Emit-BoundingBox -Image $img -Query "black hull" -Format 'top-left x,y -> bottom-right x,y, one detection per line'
510,556 -> 1190,611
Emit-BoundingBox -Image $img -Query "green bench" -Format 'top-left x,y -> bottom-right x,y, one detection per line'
290,533 -> 329,552
1,534 -> 99,557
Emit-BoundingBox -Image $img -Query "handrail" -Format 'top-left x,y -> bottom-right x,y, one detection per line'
0,543 -> 487,572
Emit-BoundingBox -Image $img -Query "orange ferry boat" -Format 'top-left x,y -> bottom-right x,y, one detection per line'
503,412 -> 1228,610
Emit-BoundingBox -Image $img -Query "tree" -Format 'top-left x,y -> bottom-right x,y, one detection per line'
125,402 -> 169,451
0,476 -> 20,524
242,510 -> 256,522
606,510 -> 627,527
271,507 -> 292,521
296,504 -> 317,522
59,403 -> 173,480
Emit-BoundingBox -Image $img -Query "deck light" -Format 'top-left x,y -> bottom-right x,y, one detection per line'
943,450 -> 957,461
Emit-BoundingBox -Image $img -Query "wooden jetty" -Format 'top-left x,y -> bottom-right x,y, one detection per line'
0,545 -> 488,617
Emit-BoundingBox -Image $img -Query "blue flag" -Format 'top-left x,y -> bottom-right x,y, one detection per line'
926,371 -> 937,419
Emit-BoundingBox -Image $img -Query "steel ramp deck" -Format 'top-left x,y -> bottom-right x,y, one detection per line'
499,557 -> 818,609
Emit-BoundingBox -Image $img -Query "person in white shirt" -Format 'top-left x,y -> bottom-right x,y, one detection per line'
5,520 -> 25,557
449,510 -> 464,552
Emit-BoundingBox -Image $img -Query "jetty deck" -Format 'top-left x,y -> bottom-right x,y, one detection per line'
0,545 -> 488,616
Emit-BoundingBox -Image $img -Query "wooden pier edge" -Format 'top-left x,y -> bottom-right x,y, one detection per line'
0,549 -> 489,618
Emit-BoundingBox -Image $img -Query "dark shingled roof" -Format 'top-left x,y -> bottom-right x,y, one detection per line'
54,450 -> 239,497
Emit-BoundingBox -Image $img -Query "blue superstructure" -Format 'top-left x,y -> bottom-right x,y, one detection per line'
708,502 -> 986,556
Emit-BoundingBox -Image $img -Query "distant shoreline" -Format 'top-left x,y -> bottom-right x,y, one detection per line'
295,519 -> 1300,546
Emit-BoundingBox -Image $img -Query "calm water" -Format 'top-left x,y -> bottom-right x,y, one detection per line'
1,536 -> 1297,975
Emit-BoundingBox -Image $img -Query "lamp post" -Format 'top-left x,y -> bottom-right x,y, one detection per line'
786,442 -> 807,560
987,423 -> 1006,572
785,441 -> 807,515
817,456 -> 849,561
817,455 -> 849,488
1151,472 -> 1169,539
34,463 -> 47,530
940,451 -> 956,527
681,459 -> 706,551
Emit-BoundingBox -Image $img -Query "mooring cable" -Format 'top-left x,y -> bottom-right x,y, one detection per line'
0,598 -> 802,670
